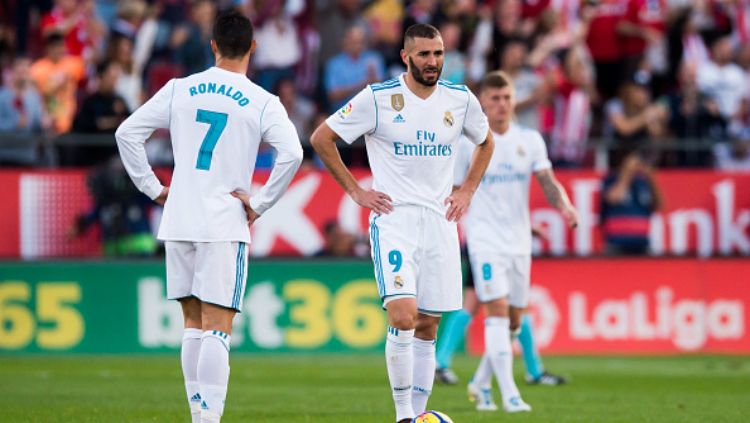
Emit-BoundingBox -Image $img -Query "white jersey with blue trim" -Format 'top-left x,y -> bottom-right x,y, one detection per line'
326,73 -> 489,215
454,124 -> 552,255
116,66 -> 303,242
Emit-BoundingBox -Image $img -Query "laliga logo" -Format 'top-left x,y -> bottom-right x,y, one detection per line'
527,286 -> 560,348
570,287 -> 744,351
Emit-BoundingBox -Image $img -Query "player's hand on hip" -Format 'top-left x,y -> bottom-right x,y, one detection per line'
444,188 -> 472,222
351,188 -> 393,214
231,190 -> 261,225
562,204 -> 579,229
155,186 -> 169,206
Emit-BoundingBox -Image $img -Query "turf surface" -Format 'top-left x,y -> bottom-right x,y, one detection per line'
1,354 -> 747,422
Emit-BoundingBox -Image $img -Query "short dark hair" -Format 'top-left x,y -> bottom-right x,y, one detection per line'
96,60 -> 116,77
212,10 -> 254,59
404,23 -> 440,48
479,70 -> 513,93
45,31 -> 65,46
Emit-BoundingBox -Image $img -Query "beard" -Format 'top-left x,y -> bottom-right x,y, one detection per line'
408,57 -> 441,86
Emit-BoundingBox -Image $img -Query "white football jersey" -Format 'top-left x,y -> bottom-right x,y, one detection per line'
454,124 -> 551,255
326,73 -> 489,215
116,66 -> 303,242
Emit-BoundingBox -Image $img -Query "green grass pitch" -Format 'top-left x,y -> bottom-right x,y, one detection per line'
1,354 -> 748,422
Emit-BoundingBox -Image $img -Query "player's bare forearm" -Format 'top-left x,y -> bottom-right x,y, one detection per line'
460,131 -> 494,193
535,168 -> 578,228
445,132 -> 494,221
310,123 -> 361,195
310,123 -> 392,214
535,169 -> 568,209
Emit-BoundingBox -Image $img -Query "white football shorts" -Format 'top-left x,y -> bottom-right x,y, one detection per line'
165,241 -> 249,312
369,206 -> 463,314
469,253 -> 531,307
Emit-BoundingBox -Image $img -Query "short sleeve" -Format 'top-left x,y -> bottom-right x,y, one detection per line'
453,136 -> 474,186
529,130 -> 552,172
325,87 -> 377,144
462,90 -> 489,145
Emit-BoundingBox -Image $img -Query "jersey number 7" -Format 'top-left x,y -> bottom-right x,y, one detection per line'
195,109 -> 228,170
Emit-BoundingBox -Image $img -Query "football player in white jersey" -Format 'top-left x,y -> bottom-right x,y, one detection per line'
310,24 -> 494,423
115,11 -> 302,423
454,71 -> 578,413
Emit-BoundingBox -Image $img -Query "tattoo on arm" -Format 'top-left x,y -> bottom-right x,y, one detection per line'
536,169 -> 566,209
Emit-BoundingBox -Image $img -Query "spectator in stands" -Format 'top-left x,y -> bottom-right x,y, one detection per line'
252,0 -> 302,91
314,219 -> 356,257
109,0 -> 147,40
276,78 -> 316,143
616,0 -> 668,75
439,20 -> 467,84
667,7 -> 709,85
402,0 -> 439,31
107,36 -> 140,111
697,34 -> 749,125
584,0 -> 627,100
527,8 -> 575,66
600,152 -> 662,255
364,0 -> 405,68
605,71 -> 669,164
41,0 -> 104,61
714,129 -> 750,171
324,24 -> 384,113
171,0 -> 215,75
488,0 -> 530,71
549,46 -> 595,167
668,61 -> 725,165
70,156 -> 158,257
73,60 -> 129,134
30,32 -> 86,134
317,0 -> 365,67
0,57 -> 47,134
501,38 -> 546,132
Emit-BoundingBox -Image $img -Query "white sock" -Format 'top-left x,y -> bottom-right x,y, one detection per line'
485,317 -> 521,403
472,353 -> 493,388
198,330 -> 231,422
385,326 -> 415,422
412,338 -> 436,415
182,328 -> 203,423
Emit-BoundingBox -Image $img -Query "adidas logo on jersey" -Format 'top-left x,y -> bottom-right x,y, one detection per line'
393,114 -> 406,123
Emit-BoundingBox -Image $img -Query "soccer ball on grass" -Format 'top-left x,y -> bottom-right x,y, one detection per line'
412,410 -> 453,423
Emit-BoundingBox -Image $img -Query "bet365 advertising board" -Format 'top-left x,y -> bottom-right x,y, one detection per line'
1,259 -> 748,355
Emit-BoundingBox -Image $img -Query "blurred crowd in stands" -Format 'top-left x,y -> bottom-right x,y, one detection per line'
1,0 -> 749,171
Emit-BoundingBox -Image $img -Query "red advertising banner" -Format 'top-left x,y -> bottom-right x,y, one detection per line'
0,169 -> 749,258
467,259 -> 750,354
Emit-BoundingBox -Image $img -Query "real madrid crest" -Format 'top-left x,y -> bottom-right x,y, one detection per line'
391,94 -> 404,111
394,275 -> 404,289
517,145 -> 526,156
443,111 -> 454,127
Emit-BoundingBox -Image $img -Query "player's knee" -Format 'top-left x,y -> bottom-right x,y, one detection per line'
389,311 -> 417,330
484,298 -> 509,317
415,321 -> 439,340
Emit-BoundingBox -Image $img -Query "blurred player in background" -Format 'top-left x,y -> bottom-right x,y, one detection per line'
311,24 -> 494,423
436,253 -> 569,387
453,71 -> 578,413
115,11 -> 302,423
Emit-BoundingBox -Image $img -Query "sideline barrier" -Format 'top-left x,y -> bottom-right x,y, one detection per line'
1,169 -> 749,258
1,258 -> 747,354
